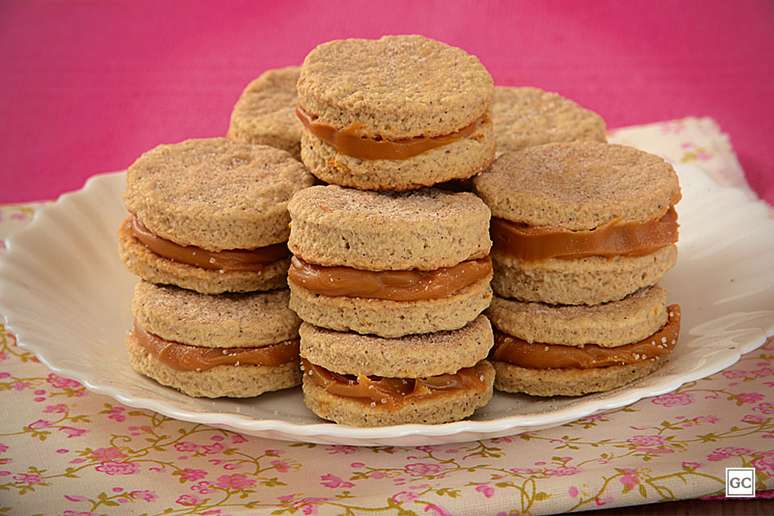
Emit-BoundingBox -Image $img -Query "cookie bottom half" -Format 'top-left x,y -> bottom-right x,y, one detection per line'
299,117 -> 495,191
492,245 -> 677,306
302,361 -> 495,426
289,277 -> 492,338
127,335 -> 301,398
119,221 -> 288,295
492,356 -> 667,397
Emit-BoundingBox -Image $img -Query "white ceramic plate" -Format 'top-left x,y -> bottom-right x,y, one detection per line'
1,165 -> 773,446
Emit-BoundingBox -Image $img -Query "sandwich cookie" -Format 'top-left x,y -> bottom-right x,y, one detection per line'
287,185 -> 493,338
493,87 -> 606,154
127,282 -> 302,398
474,142 -> 681,305
228,66 -> 303,159
120,138 -> 314,294
487,287 -> 681,396
300,316 -> 495,426
296,35 -> 495,190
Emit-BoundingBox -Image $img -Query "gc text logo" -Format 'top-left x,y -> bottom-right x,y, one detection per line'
725,468 -> 756,497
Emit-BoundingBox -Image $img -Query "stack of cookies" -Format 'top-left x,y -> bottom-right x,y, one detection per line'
288,35 -> 498,426
474,142 -> 682,396
120,138 -> 314,398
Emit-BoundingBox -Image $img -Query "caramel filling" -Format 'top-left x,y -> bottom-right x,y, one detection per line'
295,106 -> 484,160
491,207 -> 679,261
288,256 -> 492,301
132,322 -> 299,371
126,216 -> 289,272
302,359 -> 488,409
492,305 -> 680,369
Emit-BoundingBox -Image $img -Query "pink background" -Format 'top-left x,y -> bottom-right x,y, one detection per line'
1,0 -> 772,204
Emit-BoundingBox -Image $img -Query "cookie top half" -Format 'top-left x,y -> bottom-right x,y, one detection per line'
474,142 -> 681,230
228,66 -> 302,157
132,281 -> 300,348
489,286 -> 668,347
288,185 -> 491,271
124,138 -> 314,251
493,87 -> 606,153
300,315 -> 493,377
297,35 -> 493,139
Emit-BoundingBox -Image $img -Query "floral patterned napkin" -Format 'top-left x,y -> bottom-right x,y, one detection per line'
1,118 -> 772,515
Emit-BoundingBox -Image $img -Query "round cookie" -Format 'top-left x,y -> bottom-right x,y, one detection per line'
297,35 -> 495,190
121,138 -> 313,293
493,87 -> 606,154
288,185 -> 492,335
492,356 -> 667,397
127,280 -> 301,398
303,361 -> 495,426
488,287 -> 668,347
492,244 -> 677,305
127,337 -> 300,398
299,315 -> 493,378
474,142 -> 681,231
228,66 -> 303,159
289,276 -> 491,338
298,35 -> 492,139
124,138 -> 313,250
475,142 -> 680,305
288,185 -> 491,271
132,282 -> 300,348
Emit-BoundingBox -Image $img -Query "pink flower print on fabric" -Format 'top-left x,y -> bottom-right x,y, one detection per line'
129,490 -> 157,502
13,472 -> 42,485
734,392 -> 764,404
47,373 -> 81,390
754,402 -> 774,414
178,468 -> 207,482
28,419 -> 51,430
215,473 -> 256,490
320,473 -> 354,489
706,447 -> 752,461
545,466 -> 581,477
752,451 -> 774,475
475,484 -> 495,498
59,426 -> 87,438
271,460 -> 291,473
651,392 -> 693,407
618,468 -> 640,491
627,435 -> 667,447
174,442 -> 198,453
90,447 -> 126,463
743,414 -> 767,424
404,463 -> 442,476
106,406 -> 126,422
391,490 -> 419,503
94,462 -> 139,475
176,494 -> 202,506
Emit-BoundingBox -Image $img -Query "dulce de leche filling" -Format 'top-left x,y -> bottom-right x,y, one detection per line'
491,207 -> 679,261
295,106 -> 484,160
302,358 -> 488,408
126,216 -> 289,272
288,256 -> 492,301
492,305 -> 681,369
132,322 -> 299,372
